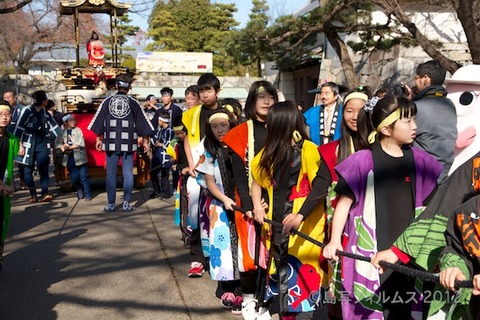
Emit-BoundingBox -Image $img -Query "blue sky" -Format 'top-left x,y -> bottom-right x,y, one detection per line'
130,0 -> 309,31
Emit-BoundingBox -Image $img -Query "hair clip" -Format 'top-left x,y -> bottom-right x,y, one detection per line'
364,96 -> 379,113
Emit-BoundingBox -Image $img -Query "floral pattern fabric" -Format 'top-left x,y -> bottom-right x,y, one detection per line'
196,150 -> 239,281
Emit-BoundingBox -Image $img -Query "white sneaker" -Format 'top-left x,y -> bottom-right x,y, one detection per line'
241,298 -> 258,320
256,307 -> 271,320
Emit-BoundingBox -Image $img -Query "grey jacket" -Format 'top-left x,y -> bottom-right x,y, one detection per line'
413,85 -> 457,182
55,127 -> 88,167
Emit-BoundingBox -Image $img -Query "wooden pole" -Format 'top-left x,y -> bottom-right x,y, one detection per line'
75,8 -> 79,67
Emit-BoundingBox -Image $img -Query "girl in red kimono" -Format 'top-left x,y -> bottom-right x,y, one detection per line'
87,31 -> 104,67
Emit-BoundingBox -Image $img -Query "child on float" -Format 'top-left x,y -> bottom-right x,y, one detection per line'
222,80 -> 279,318
195,109 -> 241,311
250,100 -> 328,320
297,86 -> 372,319
323,93 -> 442,319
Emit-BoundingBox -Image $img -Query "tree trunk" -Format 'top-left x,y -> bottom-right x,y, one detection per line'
373,0 -> 462,73
453,0 -> 480,64
323,21 -> 359,88
257,58 -> 262,78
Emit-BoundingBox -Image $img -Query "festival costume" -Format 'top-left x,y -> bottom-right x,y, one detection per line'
251,139 -> 328,314
150,126 -> 174,195
303,103 -> 343,146
0,131 -> 20,269
440,195 -> 480,319
88,92 -> 154,205
6,102 -> 24,133
0,131 -> 20,242
87,36 -> 104,67
223,120 -> 267,272
13,105 -> 62,166
394,152 -> 480,319
196,147 -> 239,281
334,146 -> 442,319
182,104 -> 206,229
167,138 -> 191,244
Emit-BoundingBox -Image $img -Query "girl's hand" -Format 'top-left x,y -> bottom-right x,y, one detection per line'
473,274 -> 480,295
253,207 -> 266,225
323,241 -> 343,262
260,198 -> 268,210
439,267 -> 465,292
188,165 -> 197,177
282,213 -> 303,234
222,197 -> 236,211
245,210 -> 254,219
371,249 -> 399,274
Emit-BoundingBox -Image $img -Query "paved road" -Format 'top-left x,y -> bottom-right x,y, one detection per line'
0,181 -> 244,320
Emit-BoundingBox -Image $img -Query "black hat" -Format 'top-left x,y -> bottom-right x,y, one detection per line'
116,73 -> 132,89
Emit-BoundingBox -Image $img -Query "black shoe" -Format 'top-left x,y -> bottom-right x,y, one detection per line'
160,193 -> 173,199
148,191 -> 158,199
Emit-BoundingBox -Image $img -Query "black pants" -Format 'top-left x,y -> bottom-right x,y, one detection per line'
189,226 -> 206,265
159,167 -> 171,195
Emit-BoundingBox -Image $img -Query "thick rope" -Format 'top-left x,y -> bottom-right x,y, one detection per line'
232,205 -> 473,288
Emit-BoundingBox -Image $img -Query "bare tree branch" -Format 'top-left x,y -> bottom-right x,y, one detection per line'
0,0 -> 33,14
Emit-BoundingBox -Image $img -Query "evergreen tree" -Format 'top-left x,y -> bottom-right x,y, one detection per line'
228,0 -> 270,77
146,0 -> 239,76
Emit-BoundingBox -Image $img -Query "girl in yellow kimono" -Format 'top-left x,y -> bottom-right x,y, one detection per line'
251,100 -> 328,319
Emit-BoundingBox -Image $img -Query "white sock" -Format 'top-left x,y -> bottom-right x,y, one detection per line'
242,293 -> 255,303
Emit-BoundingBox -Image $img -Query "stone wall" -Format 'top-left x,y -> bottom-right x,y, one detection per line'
0,74 -> 66,107
0,73 -> 262,110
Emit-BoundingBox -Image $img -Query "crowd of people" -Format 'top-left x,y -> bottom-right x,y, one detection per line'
2,60 -> 480,320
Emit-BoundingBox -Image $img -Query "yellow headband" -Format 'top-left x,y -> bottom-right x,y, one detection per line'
344,92 -> 368,105
256,86 -> 266,95
368,109 -> 401,144
209,113 -> 230,123
0,104 -> 10,112
224,104 -> 234,113
173,125 -> 184,131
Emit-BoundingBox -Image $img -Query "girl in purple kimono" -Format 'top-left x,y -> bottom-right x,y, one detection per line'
323,94 -> 442,319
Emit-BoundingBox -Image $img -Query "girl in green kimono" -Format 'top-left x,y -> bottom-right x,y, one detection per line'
0,100 -> 20,270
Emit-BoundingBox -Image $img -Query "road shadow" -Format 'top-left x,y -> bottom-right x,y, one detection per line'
0,228 -> 87,320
